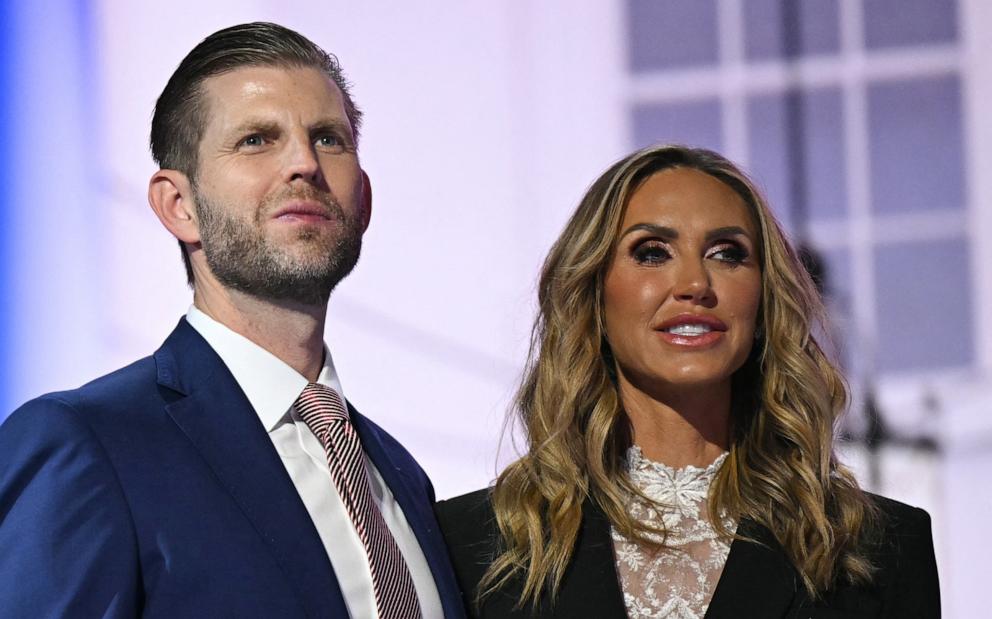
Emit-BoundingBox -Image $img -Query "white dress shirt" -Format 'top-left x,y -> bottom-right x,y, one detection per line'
186,306 -> 443,619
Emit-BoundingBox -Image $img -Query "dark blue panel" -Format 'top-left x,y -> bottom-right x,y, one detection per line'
746,87 -> 847,233
631,98 -> 722,153
627,0 -> 719,71
874,238 -> 973,372
868,75 -> 964,214
864,0 -> 958,49
744,0 -> 841,60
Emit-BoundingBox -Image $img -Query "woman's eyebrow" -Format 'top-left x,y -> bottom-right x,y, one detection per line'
619,223 -> 678,240
705,226 -> 750,242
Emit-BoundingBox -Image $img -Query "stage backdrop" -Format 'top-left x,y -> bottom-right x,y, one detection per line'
2,1 -> 990,616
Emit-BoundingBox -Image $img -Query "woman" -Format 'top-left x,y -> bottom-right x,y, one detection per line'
435,145 -> 939,618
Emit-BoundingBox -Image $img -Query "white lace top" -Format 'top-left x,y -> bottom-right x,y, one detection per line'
611,446 -> 735,619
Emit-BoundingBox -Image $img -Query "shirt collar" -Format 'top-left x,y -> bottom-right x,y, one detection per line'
185,305 -> 345,432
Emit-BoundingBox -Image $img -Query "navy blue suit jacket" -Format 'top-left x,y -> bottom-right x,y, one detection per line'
0,319 -> 465,618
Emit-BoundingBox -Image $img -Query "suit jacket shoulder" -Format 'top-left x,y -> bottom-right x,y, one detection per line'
2,319 -> 467,618
435,488 -> 627,619
842,493 -> 940,618
710,492 -> 940,618
0,321 -> 334,617
0,391 -> 144,617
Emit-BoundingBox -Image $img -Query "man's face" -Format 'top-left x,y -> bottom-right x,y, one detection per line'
191,65 -> 367,305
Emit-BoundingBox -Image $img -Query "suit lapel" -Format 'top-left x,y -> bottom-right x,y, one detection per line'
155,320 -> 349,619
350,407 -> 466,619
549,500 -> 628,617
577,501 -> 799,619
704,519 -> 800,619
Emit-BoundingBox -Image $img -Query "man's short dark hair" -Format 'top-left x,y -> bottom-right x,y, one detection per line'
150,22 -> 362,285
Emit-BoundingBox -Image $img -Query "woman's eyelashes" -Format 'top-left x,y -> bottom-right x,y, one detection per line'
629,238 -> 750,266
707,241 -> 750,265
631,240 -> 672,265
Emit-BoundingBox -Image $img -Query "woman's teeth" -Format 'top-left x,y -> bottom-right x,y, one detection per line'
666,324 -> 713,336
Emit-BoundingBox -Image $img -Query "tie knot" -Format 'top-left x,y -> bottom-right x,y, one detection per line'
295,383 -> 348,437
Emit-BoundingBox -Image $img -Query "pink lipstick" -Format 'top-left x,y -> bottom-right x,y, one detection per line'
655,313 -> 727,348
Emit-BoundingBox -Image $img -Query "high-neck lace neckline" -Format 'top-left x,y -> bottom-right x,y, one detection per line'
626,445 -> 728,481
612,446 -> 734,618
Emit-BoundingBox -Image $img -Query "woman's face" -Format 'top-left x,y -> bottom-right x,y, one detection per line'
603,167 -> 762,397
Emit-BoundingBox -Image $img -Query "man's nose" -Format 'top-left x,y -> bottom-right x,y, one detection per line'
672,259 -> 715,305
283,135 -> 323,185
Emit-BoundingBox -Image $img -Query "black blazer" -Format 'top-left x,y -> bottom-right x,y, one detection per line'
435,489 -> 939,618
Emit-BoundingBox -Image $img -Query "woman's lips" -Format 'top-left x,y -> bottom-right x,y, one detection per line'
657,329 -> 724,347
655,313 -> 727,348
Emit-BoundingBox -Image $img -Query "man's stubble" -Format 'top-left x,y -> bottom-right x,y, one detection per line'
193,184 -> 363,306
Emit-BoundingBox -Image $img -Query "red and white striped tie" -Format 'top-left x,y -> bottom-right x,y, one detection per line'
295,383 -> 423,619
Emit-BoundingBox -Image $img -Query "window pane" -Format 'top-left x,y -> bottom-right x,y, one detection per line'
744,0 -> 840,61
817,247 -> 854,370
864,0 -> 958,49
868,75 -> 964,215
626,0 -> 719,71
746,87 -> 847,230
631,99 -> 723,152
873,237 -> 973,372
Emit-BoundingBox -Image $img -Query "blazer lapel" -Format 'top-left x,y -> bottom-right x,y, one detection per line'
350,406 -> 466,619
574,503 -> 801,619
554,501 -> 802,619
155,320 -> 349,619
549,500 -> 628,617
704,519 -> 800,619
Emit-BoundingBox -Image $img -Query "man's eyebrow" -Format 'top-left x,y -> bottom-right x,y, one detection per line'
310,119 -> 352,132
223,118 -> 354,142
226,118 -> 281,137
619,223 -> 678,240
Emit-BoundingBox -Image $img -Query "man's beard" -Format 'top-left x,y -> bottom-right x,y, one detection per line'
193,185 -> 363,306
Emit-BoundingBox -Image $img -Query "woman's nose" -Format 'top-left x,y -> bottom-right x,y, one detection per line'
672,260 -> 715,305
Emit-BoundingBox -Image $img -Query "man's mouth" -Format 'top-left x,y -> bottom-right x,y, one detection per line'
273,201 -> 333,220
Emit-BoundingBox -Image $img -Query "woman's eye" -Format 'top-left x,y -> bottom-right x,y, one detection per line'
709,244 -> 748,264
632,242 -> 671,264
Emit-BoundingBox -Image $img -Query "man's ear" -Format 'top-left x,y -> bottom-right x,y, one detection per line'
148,169 -> 200,244
360,170 -> 372,232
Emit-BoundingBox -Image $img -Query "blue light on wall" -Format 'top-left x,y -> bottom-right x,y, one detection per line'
0,1 -> 14,416
0,0 -> 101,420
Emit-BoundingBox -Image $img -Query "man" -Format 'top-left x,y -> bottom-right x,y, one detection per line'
0,22 -> 463,618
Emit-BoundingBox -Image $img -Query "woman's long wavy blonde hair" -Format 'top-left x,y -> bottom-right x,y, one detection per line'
484,145 -> 878,608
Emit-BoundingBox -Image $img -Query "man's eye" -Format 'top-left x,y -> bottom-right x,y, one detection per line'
241,135 -> 264,147
316,135 -> 341,148
632,242 -> 671,264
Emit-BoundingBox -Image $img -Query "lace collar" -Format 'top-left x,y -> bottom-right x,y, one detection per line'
625,446 -> 729,516
614,446 -> 734,619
